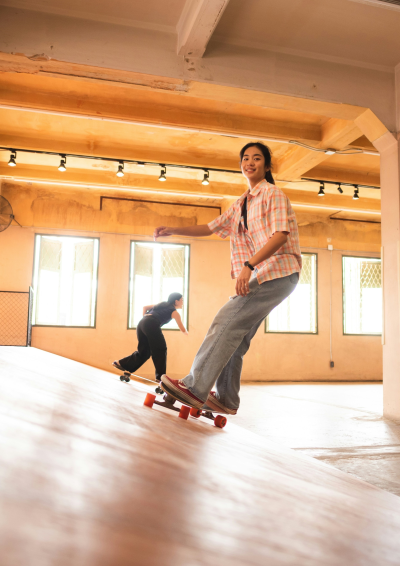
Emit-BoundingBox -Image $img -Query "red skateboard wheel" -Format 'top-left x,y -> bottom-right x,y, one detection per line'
190,408 -> 202,418
214,415 -> 227,428
144,393 -> 156,408
179,405 -> 190,420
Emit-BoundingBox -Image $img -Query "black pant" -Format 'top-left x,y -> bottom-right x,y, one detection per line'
119,316 -> 167,381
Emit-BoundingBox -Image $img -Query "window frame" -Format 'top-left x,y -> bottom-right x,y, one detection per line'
31,233 -> 100,329
265,252 -> 318,335
127,240 -> 191,331
342,253 -> 382,337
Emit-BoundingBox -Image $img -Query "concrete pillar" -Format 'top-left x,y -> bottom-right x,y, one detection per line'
378,134 -> 400,419
396,63 -> 400,134
379,63 -> 400,420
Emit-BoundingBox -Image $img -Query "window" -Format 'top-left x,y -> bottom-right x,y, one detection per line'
128,241 -> 189,330
266,253 -> 317,333
343,256 -> 382,335
32,235 -> 99,327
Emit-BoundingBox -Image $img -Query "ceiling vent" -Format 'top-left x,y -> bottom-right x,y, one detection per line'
349,0 -> 400,10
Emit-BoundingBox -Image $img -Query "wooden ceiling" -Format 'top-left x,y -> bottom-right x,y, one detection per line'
0,52 -> 381,217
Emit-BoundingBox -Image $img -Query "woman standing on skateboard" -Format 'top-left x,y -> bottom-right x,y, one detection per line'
113,292 -> 187,382
154,142 -> 302,414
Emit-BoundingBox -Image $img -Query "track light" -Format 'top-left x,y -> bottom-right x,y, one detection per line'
0,145 -> 379,198
116,161 -> 124,177
58,155 -> 67,172
8,150 -> 16,167
202,170 -> 210,185
159,165 -> 167,182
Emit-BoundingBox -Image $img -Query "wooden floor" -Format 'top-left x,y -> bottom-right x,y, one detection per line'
235,382 -> 400,497
1,348 -> 400,566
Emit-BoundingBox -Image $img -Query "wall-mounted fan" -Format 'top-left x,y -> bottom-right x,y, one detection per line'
0,195 -> 16,232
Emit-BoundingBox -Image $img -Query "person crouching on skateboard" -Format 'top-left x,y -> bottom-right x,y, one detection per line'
113,292 -> 187,382
154,142 -> 302,414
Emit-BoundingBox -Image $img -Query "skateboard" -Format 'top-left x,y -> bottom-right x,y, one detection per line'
118,370 -> 164,395
143,391 -> 227,428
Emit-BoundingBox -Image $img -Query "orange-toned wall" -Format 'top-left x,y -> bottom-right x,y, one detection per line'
0,181 -> 382,381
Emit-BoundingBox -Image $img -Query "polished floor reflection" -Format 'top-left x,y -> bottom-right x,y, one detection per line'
1,347 -> 400,566
236,382 -> 400,496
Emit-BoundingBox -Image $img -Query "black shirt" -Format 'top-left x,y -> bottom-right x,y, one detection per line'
241,197 -> 248,230
147,304 -> 176,327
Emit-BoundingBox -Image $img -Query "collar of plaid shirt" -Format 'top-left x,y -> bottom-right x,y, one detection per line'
241,179 -> 264,201
247,179 -> 264,197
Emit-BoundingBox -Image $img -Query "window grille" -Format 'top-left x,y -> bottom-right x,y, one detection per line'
343,256 -> 382,335
162,248 -> 185,278
32,235 -> 99,327
40,239 -> 62,271
129,241 -> 189,330
135,245 -> 153,277
266,253 -> 317,333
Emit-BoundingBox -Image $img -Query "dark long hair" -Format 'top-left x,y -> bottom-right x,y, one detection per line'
239,142 -> 275,184
151,292 -> 182,314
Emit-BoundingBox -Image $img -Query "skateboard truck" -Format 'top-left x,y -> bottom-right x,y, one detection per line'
119,371 -> 163,395
144,392 -> 227,428
120,371 -> 131,383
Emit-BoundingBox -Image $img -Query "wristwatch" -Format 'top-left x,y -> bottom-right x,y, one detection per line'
244,261 -> 254,271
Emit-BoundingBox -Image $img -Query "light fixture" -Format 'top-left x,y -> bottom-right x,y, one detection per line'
58,154 -> 67,172
0,145 -> 380,198
116,161 -> 124,177
202,170 -> 210,185
159,165 -> 167,182
8,150 -> 16,167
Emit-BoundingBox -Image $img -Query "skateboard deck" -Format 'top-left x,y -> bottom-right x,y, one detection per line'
143,391 -> 227,428
118,370 -> 164,395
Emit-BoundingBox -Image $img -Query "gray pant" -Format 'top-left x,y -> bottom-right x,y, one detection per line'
183,272 -> 299,410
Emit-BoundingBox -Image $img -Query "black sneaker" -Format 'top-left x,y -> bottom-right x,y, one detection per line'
112,361 -> 127,372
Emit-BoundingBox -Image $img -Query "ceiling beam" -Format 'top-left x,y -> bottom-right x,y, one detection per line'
0,53 -> 385,202
275,118 -> 362,181
354,109 -> 393,146
0,164 -> 246,199
2,173 -> 380,221
302,167 -> 380,187
0,161 -> 380,209
177,0 -> 231,57
278,187 -> 380,214
0,52 -> 388,123
0,74 -> 322,145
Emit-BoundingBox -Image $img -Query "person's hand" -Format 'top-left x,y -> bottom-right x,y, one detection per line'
154,226 -> 175,240
235,266 -> 252,296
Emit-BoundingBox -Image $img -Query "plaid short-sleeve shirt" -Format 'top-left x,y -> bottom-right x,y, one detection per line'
208,180 -> 302,284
